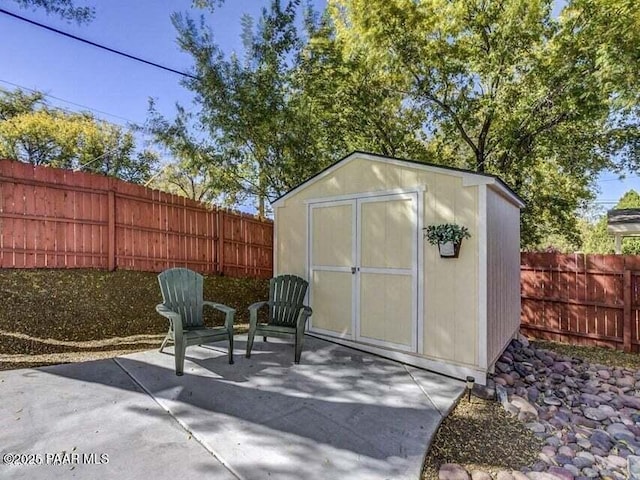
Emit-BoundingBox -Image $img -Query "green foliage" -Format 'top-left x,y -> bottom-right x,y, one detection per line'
328,0 -> 640,247
582,190 -> 640,254
144,102 -> 233,204
9,0 -> 94,23
156,0 -> 430,217
615,190 -> 640,209
157,0 -> 639,243
0,88 -> 157,183
423,224 -> 471,246
169,1 -> 321,217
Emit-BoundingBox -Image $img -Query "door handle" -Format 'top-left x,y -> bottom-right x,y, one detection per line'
351,266 -> 357,274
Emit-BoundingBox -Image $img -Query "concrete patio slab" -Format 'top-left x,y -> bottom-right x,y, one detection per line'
0,358 -> 235,479
0,335 -> 464,480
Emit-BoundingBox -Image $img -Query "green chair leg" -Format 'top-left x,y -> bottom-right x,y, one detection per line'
246,329 -> 256,358
228,331 -> 234,364
175,342 -> 186,376
159,334 -> 170,353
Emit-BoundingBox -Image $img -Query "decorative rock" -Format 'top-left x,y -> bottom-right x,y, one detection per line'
581,468 -> 599,478
473,384 -> 497,400
526,473 -> 564,480
544,396 -> 563,406
470,471 -> 493,480
597,405 -> 617,418
571,452 -> 596,468
496,361 -> 511,373
439,463 -> 470,480
505,403 -> 520,416
496,385 -> 509,405
621,394 -> 640,410
511,395 -> 539,421
606,454 -> 628,469
562,464 -> 580,477
527,422 -> 546,434
571,415 -> 599,429
576,439 -> 592,450
499,373 -> 515,386
628,455 -> 640,479
558,446 -> 575,458
580,393 -> 602,407
598,370 -> 611,380
607,423 -> 635,442
546,436 -> 562,448
590,446 -> 608,457
584,407 -> 609,422
553,454 -> 573,465
617,376 -> 635,388
547,466 -> 575,480
590,431 -> 613,451
487,340 -> 640,480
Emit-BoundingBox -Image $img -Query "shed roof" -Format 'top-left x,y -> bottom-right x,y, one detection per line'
273,151 -> 526,208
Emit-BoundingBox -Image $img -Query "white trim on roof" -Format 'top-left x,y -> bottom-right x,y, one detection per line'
273,152 -> 525,209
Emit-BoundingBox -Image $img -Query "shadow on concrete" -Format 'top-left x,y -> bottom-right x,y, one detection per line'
23,336 -> 464,480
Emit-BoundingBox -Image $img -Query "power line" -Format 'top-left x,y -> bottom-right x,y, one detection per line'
0,7 -> 198,80
0,78 -> 142,127
599,175 -> 640,182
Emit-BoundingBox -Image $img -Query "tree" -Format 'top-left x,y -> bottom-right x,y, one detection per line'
160,1 -> 429,217
294,8 -> 430,161
0,88 -> 157,183
8,0 -> 94,23
328,0 -> 640,247
144,103 -> 233,204
171,0 -> 329,218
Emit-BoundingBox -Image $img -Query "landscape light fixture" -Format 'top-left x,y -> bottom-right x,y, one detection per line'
466,376 -> 475,402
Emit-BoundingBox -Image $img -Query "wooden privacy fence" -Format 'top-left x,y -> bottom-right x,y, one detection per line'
521,252 -> 640,353
0,160 -> 273,278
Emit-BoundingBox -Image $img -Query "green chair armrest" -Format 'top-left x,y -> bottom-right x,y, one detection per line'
156,303 -> 184,338
203,301 -> 235,331
248,301 -> 269,312
248,301 -> 269,329
203,301 -> 235,315
296,306 -> 312,330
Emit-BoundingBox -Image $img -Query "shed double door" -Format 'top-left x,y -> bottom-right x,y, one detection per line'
308,193 -> 418,352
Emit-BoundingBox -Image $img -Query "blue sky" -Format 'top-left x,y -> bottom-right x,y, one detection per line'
0,0 -> 637,213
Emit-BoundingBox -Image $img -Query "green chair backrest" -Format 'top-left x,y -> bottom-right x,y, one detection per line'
158,268 -> 204,328
269,275 -> 308,327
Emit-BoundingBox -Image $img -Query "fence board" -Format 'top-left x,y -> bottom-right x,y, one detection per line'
521,252 -> 639,352
0,159 -> 273,278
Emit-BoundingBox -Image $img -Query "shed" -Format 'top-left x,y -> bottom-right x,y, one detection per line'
273,151 -> 525,384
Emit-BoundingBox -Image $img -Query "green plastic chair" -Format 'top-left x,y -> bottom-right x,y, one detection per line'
156,268 -> 235,376
245,274 -> 312,364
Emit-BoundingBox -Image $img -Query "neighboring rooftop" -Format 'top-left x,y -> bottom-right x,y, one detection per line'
607,208 -> 640,253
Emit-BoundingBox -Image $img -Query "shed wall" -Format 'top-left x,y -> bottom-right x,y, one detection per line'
486,187 -> 521,366
275,155 -> 480,368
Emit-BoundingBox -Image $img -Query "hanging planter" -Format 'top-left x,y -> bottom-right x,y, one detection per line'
423,223 -> 471,258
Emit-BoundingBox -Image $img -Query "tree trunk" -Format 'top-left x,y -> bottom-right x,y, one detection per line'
475,150 -> 485,173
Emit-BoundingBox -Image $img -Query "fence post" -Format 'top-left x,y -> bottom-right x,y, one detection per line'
624,268 -> 632,352
218,209 -> 225,275
107,190 -> 116,271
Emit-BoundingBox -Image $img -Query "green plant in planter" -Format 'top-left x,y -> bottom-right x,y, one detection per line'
424,224 -> 471,245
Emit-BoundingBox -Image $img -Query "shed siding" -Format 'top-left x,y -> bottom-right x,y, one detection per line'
276,155 -> 480,368
486,188 -> 521,366
275,204 -> 306,277
423,174 -> 478,366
